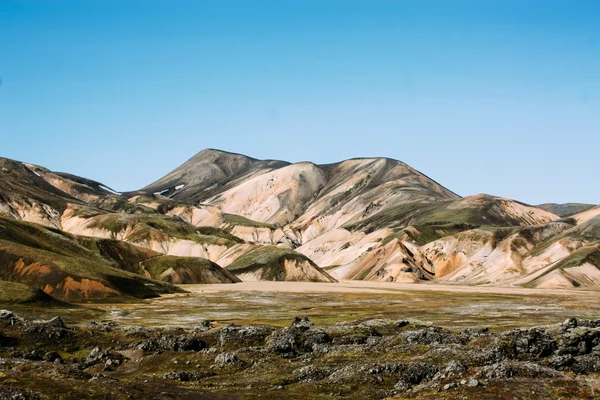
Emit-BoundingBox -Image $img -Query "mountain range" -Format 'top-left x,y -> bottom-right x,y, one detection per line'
1,149 -> 599,302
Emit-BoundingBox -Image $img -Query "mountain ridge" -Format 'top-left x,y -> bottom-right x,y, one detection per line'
0,149 -> 598,302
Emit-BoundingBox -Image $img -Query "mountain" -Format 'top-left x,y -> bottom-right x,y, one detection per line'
137,149 -> 290,203
137,152 -> 459,245
133,149 -> 599,289
537,203 -> 597,218
1,149 -> 598,298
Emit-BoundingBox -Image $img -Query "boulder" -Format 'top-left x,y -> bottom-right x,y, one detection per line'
466,378 -> 481,387
480,360 -> 564,380
570,353 -> 600,374
268,318 -> 331,356
0,310 -> 15,320
443,382 -> 458,391
499,328 -> 557,358
400,326 -> 467,346
24,316 -> 71,339
293,365 -> 330,382
547,354 -> 576,370
559,327 -> 600,355
84,346 -> 127,368
214,352 -> 242,366
137,335 -> 206,353
291,316 -> 313,329
444,360 -> 468,376
43,351 -> 63,363
46,317 -> 66,329
219,325 -> 274,348
163,371 -> 214,382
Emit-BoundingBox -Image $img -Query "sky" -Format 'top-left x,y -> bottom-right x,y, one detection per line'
0,0 -> 598,204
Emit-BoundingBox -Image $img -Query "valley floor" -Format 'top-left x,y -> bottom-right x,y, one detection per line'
90,281 -> 600,330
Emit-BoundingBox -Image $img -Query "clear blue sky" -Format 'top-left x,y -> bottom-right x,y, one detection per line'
1,1 -> 598,204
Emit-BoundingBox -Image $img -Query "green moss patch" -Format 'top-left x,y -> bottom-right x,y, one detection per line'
0,280 -> 56,304
223,213 -> 276,229
84,213 -> 243,246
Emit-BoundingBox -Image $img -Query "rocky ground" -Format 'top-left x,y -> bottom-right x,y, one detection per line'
0,310 -> 599,399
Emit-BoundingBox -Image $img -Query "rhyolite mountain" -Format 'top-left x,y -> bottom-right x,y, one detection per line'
0,149 -> 598,302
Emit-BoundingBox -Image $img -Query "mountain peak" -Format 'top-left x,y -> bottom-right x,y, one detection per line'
192,148 -> 258,161
139,149 -> 289,202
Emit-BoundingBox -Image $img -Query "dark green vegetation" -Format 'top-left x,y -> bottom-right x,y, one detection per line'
89,196 -> 158,215
0,216 -> 183,302
227,246 -> 305,271
0,281 -> 55,304
126,195 -> 278,230
74,210 -> 242,246
222,213 -> 277,229
0,310 -> 598,399
572,216 -> 600,242
227,246 -> 336,282
128,194 -> 182,214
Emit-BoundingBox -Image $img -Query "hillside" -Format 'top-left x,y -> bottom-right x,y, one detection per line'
0,215 -> 242,302
226,246 -> 337,282
537,203 -> 597,218
0,158 -> 87,229
0,216 -> 183,302
0,280 -> 56,304
25,162 -> 122,202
